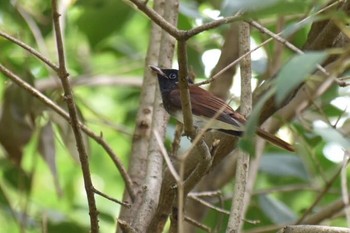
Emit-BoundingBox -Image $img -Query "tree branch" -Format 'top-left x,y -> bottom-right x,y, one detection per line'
277,225 -> 350,233
226,21 -> 251,233
0,61 -> 134,231
51,2 -> 98,231
0,30 -> 58,71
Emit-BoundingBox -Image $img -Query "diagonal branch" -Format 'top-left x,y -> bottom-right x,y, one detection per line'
0,64 -> 135,205
0,31 -> 59,71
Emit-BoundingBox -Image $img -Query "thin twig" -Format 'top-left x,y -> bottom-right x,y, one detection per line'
184,13 -> 242,39
93,188 -> 131,208
253,183 -> 319,195
51,1 -> 99,231
178,155 -> 185,233
128,0 -> 179,38
189,190 -> 222,197
0,31 -> 58,71
189,195 -> 230,215
154,129 -> 180,181
248,20 -> 331,77
195,0 -> 342,87
302,197 -> 349,224
0,64 -> 135,207
296,164 -> 343,224
184,216 -> 212,233
127,0 -> 242,41
341,151 -> 350,226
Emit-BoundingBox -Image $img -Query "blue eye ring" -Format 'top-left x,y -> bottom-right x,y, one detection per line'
168,73 -> 177,79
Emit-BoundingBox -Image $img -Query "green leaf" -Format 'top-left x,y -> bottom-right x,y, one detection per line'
76,0 -> 133,46
260,154 -> 309,180
0,73 -> 37,164
221,0 -> 282,16
275,52 -> 327,105
314,126 -> 350,148
179,2 -> 203,20
258,195 -> 297,224
2,159 -> 32,193
38,121 -> 62,197
48,220 -> 88,233
244,0 -> 310,19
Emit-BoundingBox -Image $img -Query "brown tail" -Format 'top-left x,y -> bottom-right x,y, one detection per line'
256,128 -> 294,152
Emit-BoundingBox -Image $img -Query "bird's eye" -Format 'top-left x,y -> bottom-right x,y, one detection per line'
168,73 -> 177,79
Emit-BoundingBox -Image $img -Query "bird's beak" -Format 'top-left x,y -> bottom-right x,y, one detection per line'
149,65 -> 168,78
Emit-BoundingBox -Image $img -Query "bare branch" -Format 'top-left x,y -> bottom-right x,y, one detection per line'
127,0 -> 180,38
341,151 -> 350,226
0,31 -> 58,71
277,225 -> 350,233
93,188 -> 131,208
184,216 -> 211,233
177,40 -> 194,136
154,130 -> 180,181
189,195 -> 230,215
226,22 -> 251,233
184,14 -> 242,39
0,64 -> 135,211
296,165 -> 342,224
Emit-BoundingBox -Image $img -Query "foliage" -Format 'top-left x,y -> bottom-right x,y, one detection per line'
0,0 -> 349,232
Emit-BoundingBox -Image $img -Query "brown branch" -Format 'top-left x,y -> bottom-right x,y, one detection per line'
226,21 -> 252,233
118,0 -> 166,229
0,64 -> 135,227
127,0 -> 180,38
183,13 -> 242,39
296,165 -> 342,224
188,195 -> 230,215
277,225 -> 350,233
177,40 -> 194,136
341,151 -> 350,225
154,130 -> 180,181
184,216 -> 211,233
0,31 -> 58,71
304,1 -> 350,51
248,20 -> 331,77
93,188 -> 131,208
127,0 -> 242,41
134,0 -> 178,231
196,0 -> 342,88
51,2 -> 98,231
302,197 -> 348,224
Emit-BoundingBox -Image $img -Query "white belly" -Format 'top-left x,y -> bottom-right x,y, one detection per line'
173,111 -> 244,132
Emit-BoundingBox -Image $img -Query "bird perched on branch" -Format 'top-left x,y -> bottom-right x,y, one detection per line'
150,65 -> 294,152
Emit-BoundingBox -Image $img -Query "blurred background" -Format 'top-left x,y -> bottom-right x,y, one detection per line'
0,0 -> 350,232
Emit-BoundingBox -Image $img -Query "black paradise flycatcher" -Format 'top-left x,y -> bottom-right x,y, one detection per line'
150,65 -> 294,152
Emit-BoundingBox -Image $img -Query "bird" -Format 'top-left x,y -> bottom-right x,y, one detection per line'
150,65 -> 294,152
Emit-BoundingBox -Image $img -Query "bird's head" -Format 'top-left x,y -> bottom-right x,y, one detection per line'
150,65 -> 179,92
